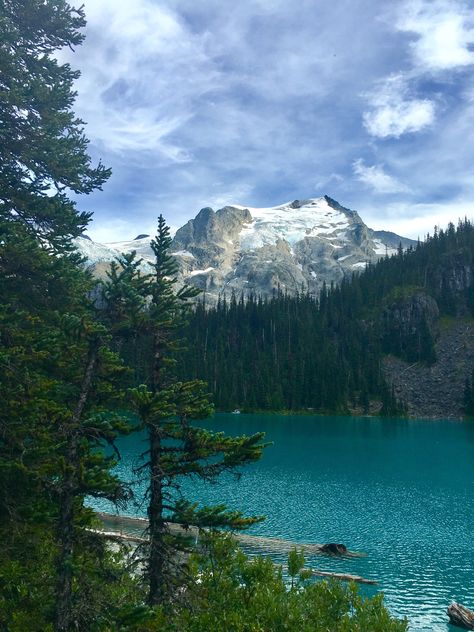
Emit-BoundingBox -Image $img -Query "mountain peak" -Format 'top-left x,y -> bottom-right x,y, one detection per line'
74,196 -> 416,303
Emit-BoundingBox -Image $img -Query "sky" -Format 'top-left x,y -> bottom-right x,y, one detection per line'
64,0 -> 474,242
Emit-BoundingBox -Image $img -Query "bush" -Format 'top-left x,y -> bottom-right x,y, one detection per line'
153,533 -> 409,632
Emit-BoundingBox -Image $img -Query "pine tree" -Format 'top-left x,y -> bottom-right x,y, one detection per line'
110,216 -> 268,605
0,3 -> 135,630
0,229 -> 134,630
0,0 -> 110,250
52,316 -> 132,632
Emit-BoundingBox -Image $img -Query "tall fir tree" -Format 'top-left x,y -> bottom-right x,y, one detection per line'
106,216 -> 268,606
0,2 -> 138,630
0,0 -> 110,249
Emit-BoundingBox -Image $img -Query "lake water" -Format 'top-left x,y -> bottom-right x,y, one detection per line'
92,413 -> 474,631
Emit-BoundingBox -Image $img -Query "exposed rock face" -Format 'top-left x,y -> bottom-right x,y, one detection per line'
381,293 -> 440,343
383,320 -> 474,419
75,196 -> 415,302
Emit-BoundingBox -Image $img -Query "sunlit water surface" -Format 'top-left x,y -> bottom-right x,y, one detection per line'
91,414 -> 474,631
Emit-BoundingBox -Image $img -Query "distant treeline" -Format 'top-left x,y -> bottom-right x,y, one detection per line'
174,220 -> 474,414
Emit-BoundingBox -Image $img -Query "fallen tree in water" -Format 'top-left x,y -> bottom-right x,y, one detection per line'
96,511 -> 364,558
447,602 -> 474,630
94,512 -> 378,585
310,569 -> 377,585
94,527 -> 379,586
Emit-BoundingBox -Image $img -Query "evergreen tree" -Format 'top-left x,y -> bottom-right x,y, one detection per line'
0,0 -> 110,249
416,315 -> 437,365
0,223 -> 135,630
0,3 -> 136,630
107,216 -> 268,606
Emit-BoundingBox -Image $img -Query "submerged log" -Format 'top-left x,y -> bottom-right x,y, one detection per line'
89,529 -> 148,544
310,569 -> 377,585
96,512 -> 364,557
447,603 -> 474,630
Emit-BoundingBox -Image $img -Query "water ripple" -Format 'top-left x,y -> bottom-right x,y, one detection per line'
91,414 -> 474,632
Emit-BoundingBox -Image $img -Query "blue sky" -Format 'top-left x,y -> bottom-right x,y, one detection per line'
66,0 -> 474,242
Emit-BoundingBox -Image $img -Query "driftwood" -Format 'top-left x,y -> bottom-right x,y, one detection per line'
96,512 -> 364,558
447,603 -> 474,630
94,514 -> 377,585
310,569 -> 377,585
88,528 -> 148,544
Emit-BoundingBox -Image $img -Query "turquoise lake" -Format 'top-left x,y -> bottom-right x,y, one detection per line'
93,413 -> 474,631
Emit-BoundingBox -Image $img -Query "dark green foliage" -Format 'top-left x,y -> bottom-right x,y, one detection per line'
382,305 -> 437,365
150,533 -> 409,632
0,2 -> 141,629
0,0 -> 110,249
176,290 -> 388,414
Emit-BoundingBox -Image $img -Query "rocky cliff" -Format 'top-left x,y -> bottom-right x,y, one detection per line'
383,319 -> 474,419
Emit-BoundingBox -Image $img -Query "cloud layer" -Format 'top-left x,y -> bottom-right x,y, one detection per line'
353,160 -> 411,194
63,0 -> 474,241
363,75 -> 436,138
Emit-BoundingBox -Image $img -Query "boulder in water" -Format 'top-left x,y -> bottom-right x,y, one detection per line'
320,543 -> 348,555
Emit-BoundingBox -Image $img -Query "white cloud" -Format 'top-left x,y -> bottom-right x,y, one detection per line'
397,0 -> 474,71
204,183 -> 255,209
86,217 -> 178,243
86,217 -> 144,243
314,173 -> 344,191
60,0 -> 221,158
363,74 -> 435,138
99,111 -> 193,161
353,159 -> 410,194
364,199 -> 474,239
362,1 -> 474,140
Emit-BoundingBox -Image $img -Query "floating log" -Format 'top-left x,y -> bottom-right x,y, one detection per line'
95,511 -> 364,558
447,602 -> 474,630
310,569 -> 377,585
89,528 -> 148,544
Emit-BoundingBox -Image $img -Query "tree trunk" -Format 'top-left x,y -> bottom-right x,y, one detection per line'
147,331 -> 166,605
54,339 -> 99,632
147,423 -> 166,605
447,603 -> 474,630
310,569 -> 377,585
54,446 -> 77,632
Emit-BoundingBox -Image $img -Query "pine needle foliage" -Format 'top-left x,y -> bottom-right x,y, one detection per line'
104,215 -> 268,606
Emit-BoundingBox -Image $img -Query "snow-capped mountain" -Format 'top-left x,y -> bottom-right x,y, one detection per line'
75,196 -> 415,302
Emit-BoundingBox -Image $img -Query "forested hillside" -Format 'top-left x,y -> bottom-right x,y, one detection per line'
176,221 -> 474,417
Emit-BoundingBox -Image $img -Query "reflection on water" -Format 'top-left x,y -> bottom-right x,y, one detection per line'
91,414 -> 474,632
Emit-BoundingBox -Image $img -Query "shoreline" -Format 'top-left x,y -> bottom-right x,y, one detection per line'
213,409 -> 468,422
